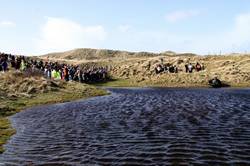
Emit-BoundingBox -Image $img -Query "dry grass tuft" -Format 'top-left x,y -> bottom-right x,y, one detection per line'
0,71 -> 64,98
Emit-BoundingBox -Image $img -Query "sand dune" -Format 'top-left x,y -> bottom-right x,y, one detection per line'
41,48 -> 250,87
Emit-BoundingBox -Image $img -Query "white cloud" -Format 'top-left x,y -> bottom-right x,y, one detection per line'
26,13 -> 250,55
197,12 -> 250,54
118,25 -> 132,33
165,10 -> 199,23
0,21 -> 16,27
111,12 -> 250,54
36,17 -> 107,54
229,13 -> 250,44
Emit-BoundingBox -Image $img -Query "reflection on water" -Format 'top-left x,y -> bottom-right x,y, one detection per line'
0,88 -> 250,165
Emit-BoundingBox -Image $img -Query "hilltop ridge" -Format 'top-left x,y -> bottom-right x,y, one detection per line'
41,48 -> 199,61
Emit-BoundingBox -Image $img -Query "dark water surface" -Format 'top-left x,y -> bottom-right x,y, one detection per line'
0,88 -> 250,166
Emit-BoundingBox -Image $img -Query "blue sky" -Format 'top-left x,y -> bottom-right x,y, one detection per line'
0,0 -> 250,55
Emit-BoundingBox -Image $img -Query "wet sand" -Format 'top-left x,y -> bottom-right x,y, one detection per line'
0,88 -> 250,165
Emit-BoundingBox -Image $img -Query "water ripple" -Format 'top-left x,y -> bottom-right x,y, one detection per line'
0,88 -> 250,165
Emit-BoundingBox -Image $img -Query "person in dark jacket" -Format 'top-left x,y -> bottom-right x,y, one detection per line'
209,77 -> 222,88
1,58 -> 8,72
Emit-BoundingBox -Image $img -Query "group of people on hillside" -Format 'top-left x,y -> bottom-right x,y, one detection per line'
43,62 -> 108,83
0,52 -> 109,83
184,62 -> 204,73
155,63 -> 178,74
155,61 -> 204,74
3,52 -> 224,88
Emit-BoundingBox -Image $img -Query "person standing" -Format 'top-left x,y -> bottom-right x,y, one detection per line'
188,63 -> 193,73
63,65 -> 69,81
1,58 -> 8,72
20,60 -> 26,71
195,62 -> 201,72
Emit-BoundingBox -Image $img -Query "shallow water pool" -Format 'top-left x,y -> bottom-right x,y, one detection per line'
0,88 -> 250,165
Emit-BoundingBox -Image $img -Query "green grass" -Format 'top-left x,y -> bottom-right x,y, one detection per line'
92,78 -> 210,88
0,118 -> 16,153
93,78 -> 143,87
0,82 -> 107,153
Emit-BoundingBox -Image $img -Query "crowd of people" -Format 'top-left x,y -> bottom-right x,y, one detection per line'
2,52 -> 225,88
0,52 -> 109,83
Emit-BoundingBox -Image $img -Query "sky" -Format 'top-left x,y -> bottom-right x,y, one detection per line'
0,0 -> 250,55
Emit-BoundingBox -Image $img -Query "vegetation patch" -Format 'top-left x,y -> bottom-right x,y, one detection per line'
0,71 -> 107,153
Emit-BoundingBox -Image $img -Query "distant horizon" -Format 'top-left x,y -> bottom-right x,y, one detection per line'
2,47 -> 250,56
38,47 -> 250,56
1,0 -> 250,55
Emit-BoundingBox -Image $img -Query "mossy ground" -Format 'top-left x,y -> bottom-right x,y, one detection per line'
0,81 -> 107,153
93,78 -> 140,87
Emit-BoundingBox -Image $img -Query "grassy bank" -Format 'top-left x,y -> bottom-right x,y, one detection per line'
0,72 -> 107,153
94,76 -> 250,88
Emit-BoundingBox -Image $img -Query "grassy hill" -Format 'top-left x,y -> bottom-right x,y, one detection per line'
40,48 -> 250,87
41,48 -> 163,61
